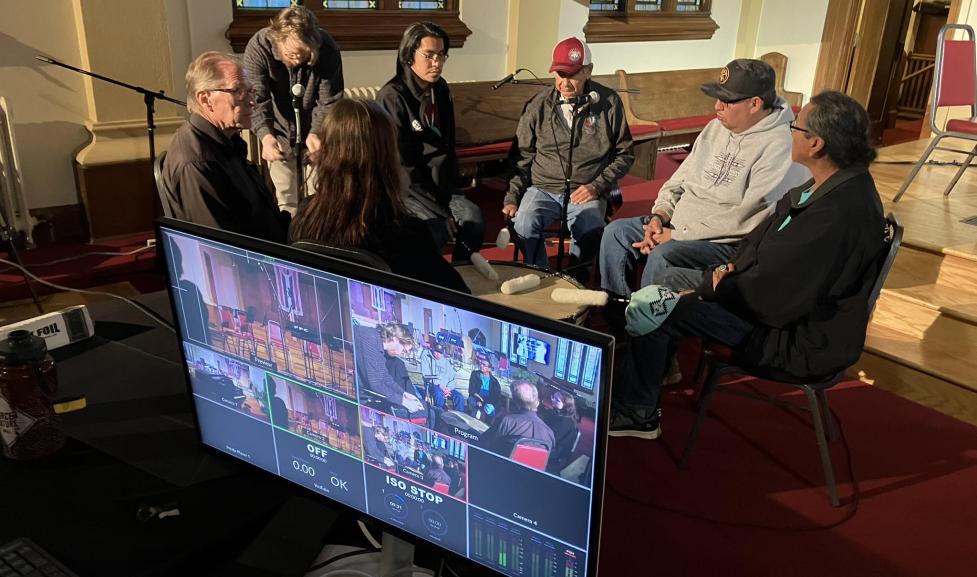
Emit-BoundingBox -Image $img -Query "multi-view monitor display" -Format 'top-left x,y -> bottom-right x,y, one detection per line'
159,221 -> 611,577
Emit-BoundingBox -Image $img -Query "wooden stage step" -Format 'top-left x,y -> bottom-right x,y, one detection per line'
860,137 -> 977,425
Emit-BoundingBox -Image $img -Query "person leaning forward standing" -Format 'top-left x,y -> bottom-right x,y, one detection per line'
244,5 -> 344,215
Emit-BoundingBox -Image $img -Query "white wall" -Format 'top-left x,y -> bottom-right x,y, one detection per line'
557,0 -> 744,74
0,2 -> 90,210
754,0 -> 829,100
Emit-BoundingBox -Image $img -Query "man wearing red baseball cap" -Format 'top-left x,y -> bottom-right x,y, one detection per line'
503,37 -> 634,276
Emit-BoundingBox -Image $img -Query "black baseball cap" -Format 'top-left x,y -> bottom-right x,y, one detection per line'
701,59 -> 776,102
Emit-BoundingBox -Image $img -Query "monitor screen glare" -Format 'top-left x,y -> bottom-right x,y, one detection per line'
160,224 -> 610,577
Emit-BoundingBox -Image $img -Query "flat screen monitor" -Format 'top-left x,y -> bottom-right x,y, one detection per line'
158,218 -> 613,577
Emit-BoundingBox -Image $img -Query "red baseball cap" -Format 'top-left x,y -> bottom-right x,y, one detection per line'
550,37 -> 592,76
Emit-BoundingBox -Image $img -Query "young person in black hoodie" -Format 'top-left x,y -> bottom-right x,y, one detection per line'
376,22 -> 485,262
610,91 -> 887,439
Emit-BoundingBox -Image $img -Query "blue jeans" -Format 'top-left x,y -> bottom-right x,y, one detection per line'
428,383 -> 465,411
614,297 -> 754,411
512,186 -> 606,269
599,216 -> 738,296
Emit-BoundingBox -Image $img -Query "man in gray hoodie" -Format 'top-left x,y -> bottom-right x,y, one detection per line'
599,59 -> 809,301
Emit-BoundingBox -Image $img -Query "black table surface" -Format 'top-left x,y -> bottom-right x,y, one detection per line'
0,293 -> 293,577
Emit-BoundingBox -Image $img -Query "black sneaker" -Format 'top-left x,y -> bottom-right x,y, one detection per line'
608,406 -> 661,440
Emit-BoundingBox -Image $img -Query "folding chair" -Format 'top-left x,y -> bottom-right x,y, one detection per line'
893,24 -> 977,202
680,213 -> 903,507
509,438 -> 550,471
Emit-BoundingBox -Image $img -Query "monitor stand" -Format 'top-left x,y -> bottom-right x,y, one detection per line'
378,531 -> 416,575
312,531 -> 427,576
228,494 -> 340,577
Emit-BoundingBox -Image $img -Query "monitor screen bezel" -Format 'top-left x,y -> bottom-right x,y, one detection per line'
156,217 -> 613,577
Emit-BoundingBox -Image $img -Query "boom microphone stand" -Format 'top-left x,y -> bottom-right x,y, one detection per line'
291,83 -> 306,203
556,104 -> 583,272
34,55 -> 185,221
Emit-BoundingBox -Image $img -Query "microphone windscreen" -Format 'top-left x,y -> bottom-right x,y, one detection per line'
291,83 -> 304,97
500,274 -> 540,295
470,253 -> 499,281
587,90 -> 600,105
495,228 -> 511,249
551,288 -> 609,307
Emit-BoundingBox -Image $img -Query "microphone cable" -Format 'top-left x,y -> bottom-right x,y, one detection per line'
0,256 -> 176,333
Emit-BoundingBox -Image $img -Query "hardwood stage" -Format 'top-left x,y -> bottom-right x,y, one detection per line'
859,136 -> 977,425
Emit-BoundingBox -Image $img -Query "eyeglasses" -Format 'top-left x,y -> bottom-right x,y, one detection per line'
789,121 -> 811,134
416,50 -> 449,64
208,86 -> 256,101
718,96 -> 753,108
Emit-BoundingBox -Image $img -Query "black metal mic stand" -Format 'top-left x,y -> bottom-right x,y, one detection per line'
34,55 -> 185,221
555,104 -> 583,272
292,92 -> 305,203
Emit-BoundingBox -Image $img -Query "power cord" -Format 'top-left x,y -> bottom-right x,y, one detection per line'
0,245 -> 153,274
307,548 -> 379,572
607,403 -> 860,532
0,256 -> 176,333
873,158 -> 977,166
435,558 -> 463,577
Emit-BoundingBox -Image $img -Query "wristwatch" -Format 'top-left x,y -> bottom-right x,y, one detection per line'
717,264 -> 728,272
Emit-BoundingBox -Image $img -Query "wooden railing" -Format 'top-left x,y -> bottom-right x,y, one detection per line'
897,52 -> 935,117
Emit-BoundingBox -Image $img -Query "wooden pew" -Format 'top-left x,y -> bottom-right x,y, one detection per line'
619,52 -> 803,159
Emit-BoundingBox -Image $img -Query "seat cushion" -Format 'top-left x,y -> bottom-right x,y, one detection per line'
457,141 -> 512,159
612,178 -> 667,220
658,115 -> 716,133
946,118 -> 977,135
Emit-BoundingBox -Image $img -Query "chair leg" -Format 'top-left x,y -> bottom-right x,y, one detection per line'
692,347 -> 711,388
943,142 -> 977,197
892,135 -> 942,203
679,362 -> 720,469
816,388 -> 837,443
803,385 -> 840,507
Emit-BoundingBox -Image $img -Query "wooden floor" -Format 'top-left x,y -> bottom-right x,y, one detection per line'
857,136 -> 977,426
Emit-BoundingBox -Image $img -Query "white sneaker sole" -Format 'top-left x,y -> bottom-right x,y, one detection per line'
608,426 -> 661,440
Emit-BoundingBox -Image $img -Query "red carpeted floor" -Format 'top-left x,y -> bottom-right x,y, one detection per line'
0,233 -> 162,302
599,373 -> 977,577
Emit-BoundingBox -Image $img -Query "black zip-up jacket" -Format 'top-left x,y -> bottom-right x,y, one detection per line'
161,114 -> 290,243
698,166 -> 886,382
505,80 -> 634,206
377,70 -> 459,209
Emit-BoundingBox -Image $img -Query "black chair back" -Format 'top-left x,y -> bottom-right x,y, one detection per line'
867,212 -> 904,313
153,151 -> 176,218
292,240 -> 392,272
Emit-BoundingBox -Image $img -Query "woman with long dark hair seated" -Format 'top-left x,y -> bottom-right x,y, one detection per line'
289,98 -> 469,293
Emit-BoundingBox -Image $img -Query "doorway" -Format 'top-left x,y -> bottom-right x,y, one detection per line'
812,0 -> 956,145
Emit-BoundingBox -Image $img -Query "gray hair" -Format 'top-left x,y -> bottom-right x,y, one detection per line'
185,51 -> 242,114
511,380 -> 539,412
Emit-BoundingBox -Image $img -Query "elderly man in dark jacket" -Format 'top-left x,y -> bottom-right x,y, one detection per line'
161,51 -> 290,243
503,36 -> 634,272
610,91 -> 887,440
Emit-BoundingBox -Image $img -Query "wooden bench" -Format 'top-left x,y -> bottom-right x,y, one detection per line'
618,52 -> 803,166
